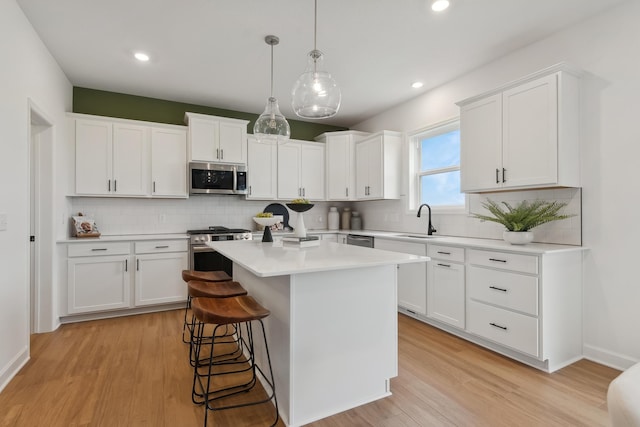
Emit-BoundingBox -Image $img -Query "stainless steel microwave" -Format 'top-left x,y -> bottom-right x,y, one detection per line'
189,162 -> 248,195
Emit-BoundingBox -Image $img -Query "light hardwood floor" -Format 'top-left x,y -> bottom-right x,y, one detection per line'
0,310 -> 620,426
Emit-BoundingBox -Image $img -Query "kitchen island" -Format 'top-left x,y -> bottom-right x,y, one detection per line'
208,239 -> 429,427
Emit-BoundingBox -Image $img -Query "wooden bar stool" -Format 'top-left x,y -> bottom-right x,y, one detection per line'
191,296 -> 279,427
181,269 -> 233,344
186,280 -> 248,367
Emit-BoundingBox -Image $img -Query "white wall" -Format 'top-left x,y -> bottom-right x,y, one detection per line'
353,0 -> 640,369
0,0 -> 72,391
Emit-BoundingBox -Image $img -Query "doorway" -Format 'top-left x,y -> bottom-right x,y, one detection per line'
28,101 -> 53,334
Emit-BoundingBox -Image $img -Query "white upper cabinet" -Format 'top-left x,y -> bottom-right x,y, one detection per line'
315,131 -> 370,201
72,114 -> 187,198
75,119 -> 148,196
277,140 -> 325,201
184,112 -> 249,164
458,64 -> 581,193
355,131 -> 402,200
246,136 -> 278,200
150,127 -> 187,197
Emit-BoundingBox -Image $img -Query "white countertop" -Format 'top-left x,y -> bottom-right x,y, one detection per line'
58,233 -> 189,243
254,229 -> 585,254
209,239 -> 429,278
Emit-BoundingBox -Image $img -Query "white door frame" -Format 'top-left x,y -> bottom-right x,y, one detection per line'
28,99 -> 54,334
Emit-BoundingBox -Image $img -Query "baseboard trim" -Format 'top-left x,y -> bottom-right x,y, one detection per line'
583,344 -> 639,371
0,346 -> 29,394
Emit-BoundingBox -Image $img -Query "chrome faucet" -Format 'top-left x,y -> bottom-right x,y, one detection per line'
417,203 -> 437,235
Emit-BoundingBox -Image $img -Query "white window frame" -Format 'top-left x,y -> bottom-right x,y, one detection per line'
407,117 -> 468,214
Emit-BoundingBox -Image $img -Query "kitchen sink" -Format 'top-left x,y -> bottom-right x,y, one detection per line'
395,234 -> 440,239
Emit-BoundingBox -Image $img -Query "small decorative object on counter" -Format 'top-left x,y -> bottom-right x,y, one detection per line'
341,207 -> 351,230
71,213 -> 100,238
350,211 -> 362,230
328,207 -> 339,230
253,214 -> 281,243
286,201 -> 314,238
471,199 -> 574,245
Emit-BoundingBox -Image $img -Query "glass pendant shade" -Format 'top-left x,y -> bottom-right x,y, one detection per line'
254,96 -> 290,143
254,35 -> 290,143
291,50 -> 341,119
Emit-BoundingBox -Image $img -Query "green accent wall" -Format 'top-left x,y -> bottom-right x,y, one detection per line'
73,87 -> 347,141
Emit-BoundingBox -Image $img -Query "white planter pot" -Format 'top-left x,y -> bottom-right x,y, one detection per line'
503,231 -> 534,245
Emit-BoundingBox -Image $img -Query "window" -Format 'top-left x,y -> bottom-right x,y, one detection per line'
409,118 -> 465,211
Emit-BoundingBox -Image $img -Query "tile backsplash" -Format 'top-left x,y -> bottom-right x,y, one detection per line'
71,188 -> 581,245
70,196 -> 339,236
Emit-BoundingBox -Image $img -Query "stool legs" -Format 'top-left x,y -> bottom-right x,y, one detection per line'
191,319 -> 279,427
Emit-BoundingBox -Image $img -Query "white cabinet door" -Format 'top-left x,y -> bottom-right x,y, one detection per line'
366,136 -> 384,199
112,123 -> 148,196
135,252 -> 188,306
67,256 -> 131,314
355,139 -> 370,199
75,119 -> 112,195
374,239 -> 427,315
325,134 -> 352,200
188,116 -> 219,162
151,127 -> 187,197
427,261 -> 465,329
219,121 -> 246,163
247,136 -> 277,199
460,94 -> 503,192
502,74 -> 558,188
277,143 -> 301,199
300,143 -> 325,200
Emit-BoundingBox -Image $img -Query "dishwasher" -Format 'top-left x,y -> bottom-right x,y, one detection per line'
346,234 -> 374,248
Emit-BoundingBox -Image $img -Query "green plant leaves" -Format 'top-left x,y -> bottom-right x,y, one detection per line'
471,199 -> 574,232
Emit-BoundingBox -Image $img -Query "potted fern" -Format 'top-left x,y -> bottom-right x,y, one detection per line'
471,199 -> 574,244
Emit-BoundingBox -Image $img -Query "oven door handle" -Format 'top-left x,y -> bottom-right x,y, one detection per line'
192,246 -> 215,253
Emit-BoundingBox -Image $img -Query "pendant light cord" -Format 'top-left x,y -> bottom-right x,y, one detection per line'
313,0 -> 318,51
270,43 -> 274,98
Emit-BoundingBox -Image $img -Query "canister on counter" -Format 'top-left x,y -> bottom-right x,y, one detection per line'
341,207 -> 351,230
351,211 -> 362,230
328,207 -> 339,230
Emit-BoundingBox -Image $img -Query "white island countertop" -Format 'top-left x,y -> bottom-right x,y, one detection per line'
209,239 -> 429,278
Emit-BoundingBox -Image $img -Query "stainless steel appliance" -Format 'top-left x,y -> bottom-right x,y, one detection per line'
187,226 -> 252,276
346,234 -> 374,248
189,162 -> 248,195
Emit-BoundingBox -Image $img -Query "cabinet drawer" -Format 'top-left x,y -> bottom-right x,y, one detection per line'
468,266 -> 538,315
427,244 -> 465,262
468,249 -> 538,274
68,242 -> 131,257
135,240 -> 188,254
467,300 -> 539,357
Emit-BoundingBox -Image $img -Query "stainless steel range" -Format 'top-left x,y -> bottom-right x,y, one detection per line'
187,226 -> 252,276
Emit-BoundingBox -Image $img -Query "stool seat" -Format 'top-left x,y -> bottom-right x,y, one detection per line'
187,280 -> 247,299
182,269 -> 231,283
192,296 -> 270,325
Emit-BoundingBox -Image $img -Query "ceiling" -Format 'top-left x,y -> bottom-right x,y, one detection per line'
17,0 -> 628,128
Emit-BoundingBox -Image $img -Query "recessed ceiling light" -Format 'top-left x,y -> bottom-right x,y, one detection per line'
412,82 -> 424,89
134,52 -> 150,62
431,0 -> 450,12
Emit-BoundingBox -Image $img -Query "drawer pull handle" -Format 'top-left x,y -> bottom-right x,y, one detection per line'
125,259 -> 128,272
437,263 -> 451,268
91,248 -> 108,251
437,251 -> 451,255
489,258 -> 507,263
489,322 -> 508,331
137,259 -> 140,271
155,245 -> 169,249
489,286 -> 507,292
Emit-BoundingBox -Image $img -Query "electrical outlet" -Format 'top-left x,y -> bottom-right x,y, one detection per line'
0,212 -> 7,231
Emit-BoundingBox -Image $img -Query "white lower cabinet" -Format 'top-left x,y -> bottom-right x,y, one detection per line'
66,239 -> 188,316
427,244 -> 465,329
375,238 -> 427,315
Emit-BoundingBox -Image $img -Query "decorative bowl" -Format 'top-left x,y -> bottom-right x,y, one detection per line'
286,203 -> 314,213
253,216 -> 282,228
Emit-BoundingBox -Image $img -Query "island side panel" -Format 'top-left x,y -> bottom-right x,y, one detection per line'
233,265 -> 293,426
289,265 -> 399,426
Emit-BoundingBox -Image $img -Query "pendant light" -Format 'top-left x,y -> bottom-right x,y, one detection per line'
254,35 -> 290,143
291,0 -> 341,119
